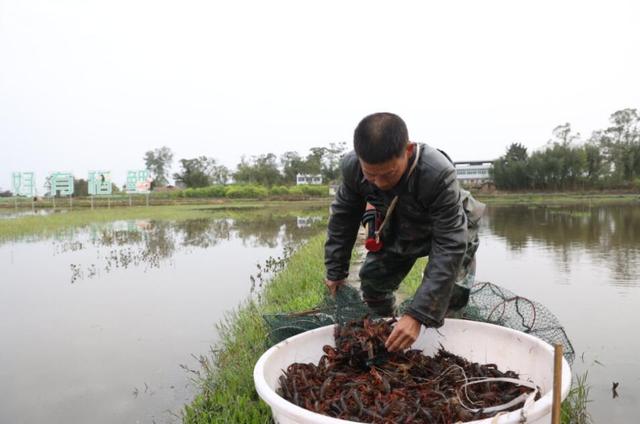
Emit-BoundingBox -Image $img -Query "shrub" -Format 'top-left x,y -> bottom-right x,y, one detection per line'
299,185 -> 329,197
180,185 -> 226,198
287,186 -> 305,196
200,185 -> 227,197
225,185 -> 268,199
269,186 -> 290,196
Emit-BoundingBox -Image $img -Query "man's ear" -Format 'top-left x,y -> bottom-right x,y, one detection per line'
406,142 -> 415,157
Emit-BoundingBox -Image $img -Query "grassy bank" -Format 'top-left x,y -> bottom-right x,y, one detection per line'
0,184 -> 332,209
0,200 -> 329,242
183,234 -> 589,423
3,192 -> 637,216
0,195 -> 331,209
183,235 -> 329,423
475,192 -> 639,205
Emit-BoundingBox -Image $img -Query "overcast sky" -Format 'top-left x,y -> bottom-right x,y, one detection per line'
1,0 -> 639,192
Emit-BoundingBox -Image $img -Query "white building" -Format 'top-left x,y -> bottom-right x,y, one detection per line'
296,174 -> 323,185
454,160 -> 493,185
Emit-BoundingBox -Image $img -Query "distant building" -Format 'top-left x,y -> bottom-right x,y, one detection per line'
454,160 -> 493,186
296,173 -> 323,185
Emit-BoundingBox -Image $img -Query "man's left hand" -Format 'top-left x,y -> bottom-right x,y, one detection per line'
385,314 -> 422,352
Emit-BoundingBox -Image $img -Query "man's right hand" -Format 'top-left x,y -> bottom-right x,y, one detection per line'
325,279 -> 345,297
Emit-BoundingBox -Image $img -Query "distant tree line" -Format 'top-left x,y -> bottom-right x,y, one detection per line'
492,108 -> 640,190
143,142 -> 347,189
1,143 -> 347,196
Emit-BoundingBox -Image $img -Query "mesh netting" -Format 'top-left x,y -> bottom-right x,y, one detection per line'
461,282 -> 575,364
263,285 -> 377,345
263,281 -> 574,365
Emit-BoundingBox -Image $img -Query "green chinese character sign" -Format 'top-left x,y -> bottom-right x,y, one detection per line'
11,172 -> 36,196
126,170 -> 151,193
88,171 -> 112,195
50,172 -> 74,196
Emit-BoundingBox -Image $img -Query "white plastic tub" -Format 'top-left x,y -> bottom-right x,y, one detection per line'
254,319 -> 571,423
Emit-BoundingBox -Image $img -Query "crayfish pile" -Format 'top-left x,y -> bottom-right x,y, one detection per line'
277,318 -> 539,423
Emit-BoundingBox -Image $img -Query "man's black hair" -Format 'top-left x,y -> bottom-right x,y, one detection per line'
353,112 -> 409,164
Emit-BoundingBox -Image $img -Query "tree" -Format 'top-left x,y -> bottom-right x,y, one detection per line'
491,143 -> 530,190
544,124 -> 585,189
607,109 -> 639,144
73,179 -> 89,197
321,141 -> 347,183
551,123 -> 580,146
602,108 -> 640,182
210,163 -> 230,185
173,157 -> 217,188
305,147 -> 325,175
280,151 -> 307,183
43,175 -> 52,196
583,140 -> 604,184
505,142 -> 529,162
279,143 -> 347,184
144,146 -> 174,187
234,153 -> 281,186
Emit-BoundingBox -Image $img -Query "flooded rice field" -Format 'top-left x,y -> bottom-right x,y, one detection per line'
476,204 -> 640,423
0,203 -> 638,423
0,210 -> 326,423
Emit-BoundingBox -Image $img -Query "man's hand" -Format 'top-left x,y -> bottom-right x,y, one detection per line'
325,279 -> 345,297
385,315 -> 422,352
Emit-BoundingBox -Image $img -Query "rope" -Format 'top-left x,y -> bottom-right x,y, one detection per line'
457,377 -> 539,414
375,143 -> 421,242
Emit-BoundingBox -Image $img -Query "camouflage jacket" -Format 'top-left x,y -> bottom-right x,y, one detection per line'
324,143 -> 468,327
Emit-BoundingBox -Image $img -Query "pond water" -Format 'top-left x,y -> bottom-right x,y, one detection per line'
476,204 -> 640,423
0,211 -> 326,424
0,208 -> 57,219
1,203 -> 637,423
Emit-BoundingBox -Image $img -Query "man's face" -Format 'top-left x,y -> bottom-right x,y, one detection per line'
359,144 -> 413,191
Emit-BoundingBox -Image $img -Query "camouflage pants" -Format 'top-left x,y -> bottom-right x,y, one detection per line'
358,251 -> 475,317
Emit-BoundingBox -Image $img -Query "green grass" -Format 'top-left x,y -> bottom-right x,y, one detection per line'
398,257 -> 428,299
475,192 -> 639,206
561,371 -> 593,424
183,235 -> 328,423
0,200 -> 329,242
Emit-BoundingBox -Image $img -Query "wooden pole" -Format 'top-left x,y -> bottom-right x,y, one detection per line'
552,344 -> 563,424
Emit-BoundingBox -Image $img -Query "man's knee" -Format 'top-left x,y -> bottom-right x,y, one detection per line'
358,255 -> 384,281
448,285 -> 470,311
360,272 -> 396,316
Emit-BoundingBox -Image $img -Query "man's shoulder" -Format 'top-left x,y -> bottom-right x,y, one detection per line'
417,143 -> 456,179
340,150 -> 361,182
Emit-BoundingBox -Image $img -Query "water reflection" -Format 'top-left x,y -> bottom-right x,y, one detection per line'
484,204 -> 640,286
0,208 -> 57,219
0,210 -> 327,424
56,214 -> 326,283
